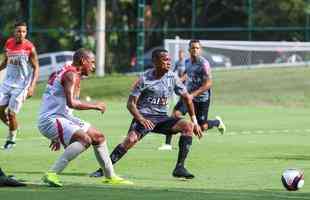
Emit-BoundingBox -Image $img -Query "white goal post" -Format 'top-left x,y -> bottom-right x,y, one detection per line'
164,37 -> 310,69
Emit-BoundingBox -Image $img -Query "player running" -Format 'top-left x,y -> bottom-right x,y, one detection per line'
38,48 -> 132,187
0,22 -> 39,149
158,39 -> 226,151
90,49 -> 202,179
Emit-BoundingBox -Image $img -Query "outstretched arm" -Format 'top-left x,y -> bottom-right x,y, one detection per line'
63,72 -> 106,112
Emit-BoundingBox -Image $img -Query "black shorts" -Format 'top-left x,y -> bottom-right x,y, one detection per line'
173,99 -> 210,126
128,114 -> 181,138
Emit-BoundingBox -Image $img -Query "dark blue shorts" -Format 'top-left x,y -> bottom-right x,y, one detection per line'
173,99 -> 210,126
128,114 -> 181,138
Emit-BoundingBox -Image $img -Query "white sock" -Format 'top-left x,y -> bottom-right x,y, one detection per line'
93,141 -> 115,178
50,142 -> 86,174
7,130 -> 17,142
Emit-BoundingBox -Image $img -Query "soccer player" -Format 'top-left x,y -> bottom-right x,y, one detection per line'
173,49 -> 186,78
38,48 -> 132,187
90,48 -> 202,179
0,22 -> 39,149
158,39 -> 226,151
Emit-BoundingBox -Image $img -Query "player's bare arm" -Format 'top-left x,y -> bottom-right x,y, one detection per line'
63,72 -> 105,112
190,78 -> 212,98
127,95 -> 155,129
180,92 -> 202,138
0,54 -> 8,71
27,47 -> 40,98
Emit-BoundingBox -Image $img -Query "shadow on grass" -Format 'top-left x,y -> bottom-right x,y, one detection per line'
9,171 -> 88,177
0,185 -> 309,200
258,155 -> 310,161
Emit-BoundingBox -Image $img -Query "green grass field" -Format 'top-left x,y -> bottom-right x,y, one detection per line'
0,67 -> 309,200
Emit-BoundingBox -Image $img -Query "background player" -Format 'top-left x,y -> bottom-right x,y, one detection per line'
173,49 -> 186,78
0,22 -> 39,149
158,39 -> 226,151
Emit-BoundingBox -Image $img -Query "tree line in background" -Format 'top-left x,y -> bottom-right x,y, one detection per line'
0,0 -> 309,72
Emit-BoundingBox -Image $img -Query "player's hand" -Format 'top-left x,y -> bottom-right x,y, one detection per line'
138,117 -> 155,130
95,101 -> 106,113
26,87 -> 34,98
49,140 -> 61,151
193,124 -> 203,139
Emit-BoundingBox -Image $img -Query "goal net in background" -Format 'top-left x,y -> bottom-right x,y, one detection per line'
164,37 -> 310,69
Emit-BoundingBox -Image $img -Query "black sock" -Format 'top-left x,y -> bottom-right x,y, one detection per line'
165,135 -> 172,145
207,119 -> 220,129
176,135 -> 192,167
110,144 -> 127,164
0,168 -> 5,176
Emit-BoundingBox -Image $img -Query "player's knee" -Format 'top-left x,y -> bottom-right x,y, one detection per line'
128,134 -> 138,144
201,123 -> 208,131
79,134 -> 92,148
86,127 -> 106,145
92,133 -> 105,145
172,110 -> 182,118
181,121 -> 194,136
124,132 -> 139,147
7,111 -> 16,120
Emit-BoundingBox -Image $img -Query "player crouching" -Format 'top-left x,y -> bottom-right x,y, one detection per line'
38,48 -> 132,187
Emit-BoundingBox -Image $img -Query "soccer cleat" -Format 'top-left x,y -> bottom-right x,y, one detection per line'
215,116 -> 226,135
102,175 -> 133,185
158,144 -> 172,151
0,175 -> 26,187
172,166 -> 195,179
2,140 -> 15,150
42,172 -> 63,187
89,168 -> 104,177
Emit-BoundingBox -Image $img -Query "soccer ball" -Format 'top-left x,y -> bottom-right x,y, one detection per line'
85,96 -> 92,102
281,168 -> 304,191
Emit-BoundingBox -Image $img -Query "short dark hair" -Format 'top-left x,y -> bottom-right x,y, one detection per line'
189,39 -> 201,48
14,21 -> 27,28
73,48 -> 94,64
152,48 -> 168,62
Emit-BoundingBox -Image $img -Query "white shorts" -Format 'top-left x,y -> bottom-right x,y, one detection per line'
38,116 -> 91,146
0,84 -> 28,113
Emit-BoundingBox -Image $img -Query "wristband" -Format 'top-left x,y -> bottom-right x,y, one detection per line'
191,115 -> 198,125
